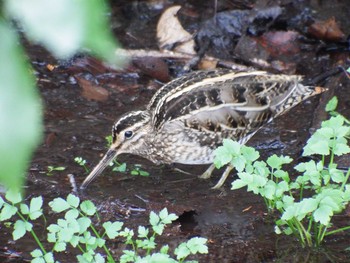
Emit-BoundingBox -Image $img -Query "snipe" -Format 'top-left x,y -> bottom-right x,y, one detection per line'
81,69 -> 325,189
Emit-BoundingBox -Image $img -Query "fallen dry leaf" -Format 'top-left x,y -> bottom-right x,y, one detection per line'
75,75 -> 109,102
132,56 -> 170,82
46,64 -> 56,71
157,5 -> 196,55
308,17 -> 345,42
257,31 -> 300,57
197,59 -> 218,70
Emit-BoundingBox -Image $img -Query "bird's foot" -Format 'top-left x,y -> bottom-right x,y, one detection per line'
211,165 -> 233,189
199,164 -> 216,179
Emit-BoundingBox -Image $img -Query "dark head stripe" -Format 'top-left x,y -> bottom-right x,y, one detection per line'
113,111 -> 149,134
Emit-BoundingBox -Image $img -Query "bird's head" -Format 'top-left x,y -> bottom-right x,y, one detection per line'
80,111 -> 151,188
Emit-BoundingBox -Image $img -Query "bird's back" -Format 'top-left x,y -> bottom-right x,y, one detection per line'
147,70 -> 322,144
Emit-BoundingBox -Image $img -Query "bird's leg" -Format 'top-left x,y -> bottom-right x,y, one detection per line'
166,163 -> 192,175
199,163 -> 216,179
211,164 -> 233,189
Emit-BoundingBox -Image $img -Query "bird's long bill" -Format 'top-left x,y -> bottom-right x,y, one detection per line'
80,149 -> 117,189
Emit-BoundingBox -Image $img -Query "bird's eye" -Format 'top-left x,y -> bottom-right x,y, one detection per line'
124,131 -> 133,139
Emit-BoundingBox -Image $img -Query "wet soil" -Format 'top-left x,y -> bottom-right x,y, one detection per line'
1,1 -> 350,262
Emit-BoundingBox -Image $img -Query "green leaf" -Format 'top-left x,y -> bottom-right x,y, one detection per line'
139,170 -> 150,176
49,197 -> 70,212
223,139 -> 241,154
130,170 -> 139,176
54,241 -> 66,252
186,237 -> 208,254
47,223 -> 60,233
333,142 -> 350,156
137,225 -> 149,238
93,253 -> 105,263
267,155 -> 292,169
29,196 -> 43,220
112,162 -> 127,172
67,194 -> 80,208
276,181 -> 289,197
149,211 -> 160,226
159,208 -> 168,220
58,227 -> 74,242
281,205 -> 297,221
20,204 -> 29,215
231,179 -> 248,190
333,126 -> 350,138
324,115 -> 345,129
96,238 -> 106,248
0,203 -> 18,221
152,224 -> 165,235
298,198 -> 318,215
313,205 -> 333,225
137,253 -> 175,263
159,208 -> 178,224
214,139 -> 241,168
241,146 -> 260,162
329,167 -> 345,183
29,196 -> 43,211
213,146 -> 231,168
0,21 -> 42,191
65,208 -> 79,220
137,237 -> 156,250
160,245 -> 169,254
274,170 -> 289,182
31,257 -> 45,263
43,252 -> 55,263
80,200 -> 97,216
253,161 -> 268,177
120,250 -> 136,263
13,219 -> 32,240
77,217 -> 92,234
31,249 -> 43,258
47,232 -> 57,243
325,96 -> 338,112
5,190 -> 22,204
103,221 -> 123,239
261,181 -> 276,200
175,243 -> 191,260
303,140 -> 329,156
70,236 -> 80,247
232,155 -> 246,172
119,228 -> 134,242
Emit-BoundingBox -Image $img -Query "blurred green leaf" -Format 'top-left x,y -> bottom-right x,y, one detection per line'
5,0 -> 122,65
0,21 -> 42,191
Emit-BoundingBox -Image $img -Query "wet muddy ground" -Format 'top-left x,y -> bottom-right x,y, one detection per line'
2,1 -> 350,262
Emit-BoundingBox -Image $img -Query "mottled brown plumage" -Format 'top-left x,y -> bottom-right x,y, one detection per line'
81,69 -> 325,189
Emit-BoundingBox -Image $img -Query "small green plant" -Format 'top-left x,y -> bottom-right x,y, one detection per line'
74,157 -> 90,174
130,165 -> 150,177
325,96 -> 350,127
214,97 -> 350,247
106,136 -> 150,177
46,166 -> 66,176
0,192 -> 208,262
105,135 -> 113,147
